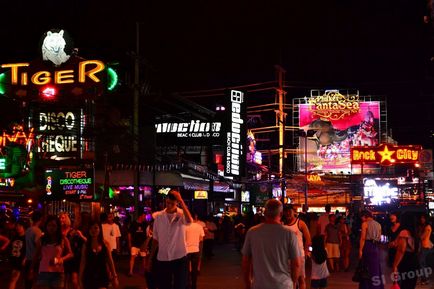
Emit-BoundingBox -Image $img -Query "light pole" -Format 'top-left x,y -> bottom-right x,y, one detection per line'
304,131 -> 308,210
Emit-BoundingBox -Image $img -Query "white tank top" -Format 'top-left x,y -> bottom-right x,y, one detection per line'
312,259 -> 330,280
286,218 -> 304,256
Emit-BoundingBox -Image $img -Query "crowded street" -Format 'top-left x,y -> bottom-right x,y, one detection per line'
1,1 -> 434,289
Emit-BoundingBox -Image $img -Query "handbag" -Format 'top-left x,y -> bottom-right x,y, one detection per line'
352,260 -> 371,282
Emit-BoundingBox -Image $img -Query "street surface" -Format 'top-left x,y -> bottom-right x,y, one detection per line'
1,243 -> 432,289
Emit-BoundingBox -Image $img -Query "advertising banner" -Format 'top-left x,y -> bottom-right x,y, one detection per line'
224,90 -> 246,177
299,92 -> 380,173
351,144 -> 422,165
45,168 -> 94,200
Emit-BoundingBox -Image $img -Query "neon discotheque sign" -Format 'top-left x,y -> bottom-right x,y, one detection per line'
33,109 -> 81,159
45,168 -> 94,200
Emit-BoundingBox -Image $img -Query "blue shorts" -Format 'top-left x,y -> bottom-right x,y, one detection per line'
311,278 -> 328,288
37,272 -> 65,288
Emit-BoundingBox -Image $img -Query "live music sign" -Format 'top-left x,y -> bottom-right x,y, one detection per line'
351,144 -> 422,166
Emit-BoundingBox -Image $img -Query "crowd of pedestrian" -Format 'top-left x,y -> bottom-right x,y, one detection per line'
239,201 -> 434,289
1,196 -> 434,289
0,189 -> 213,289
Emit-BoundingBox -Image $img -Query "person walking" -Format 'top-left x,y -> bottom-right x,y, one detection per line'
146,190 -> 193,289
417,213 -> 432,285
203,216 -> 217,260
242,199 -> 301,289
325,214 -> 341,272
101,212 -> 121,261
337,216 -> 351,272
79,221 -> 118,289
185,213 -> 205,289
8,219 -> 27,289
311,235 -> 330,289
33,215 -> 73,289
282,204 -> 311,289
60,212 -> 86,289
392,215 -> 419,289
387,212 -> 401,268
358,210 -> 384,289
144,220 -> 157,289
24,211 -> 42,289
127,212 -> 147,276
318,204 -> 331,237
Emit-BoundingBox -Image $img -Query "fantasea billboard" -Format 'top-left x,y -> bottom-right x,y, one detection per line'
299,90 -> 380,173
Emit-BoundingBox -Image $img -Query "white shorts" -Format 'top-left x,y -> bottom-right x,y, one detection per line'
325,243 -> 340,259
131,247 -> 147,257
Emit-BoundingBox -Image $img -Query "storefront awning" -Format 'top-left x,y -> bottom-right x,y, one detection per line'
95,170 -> 153,186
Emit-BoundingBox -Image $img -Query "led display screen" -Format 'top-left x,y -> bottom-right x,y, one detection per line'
363,178 -> 398,206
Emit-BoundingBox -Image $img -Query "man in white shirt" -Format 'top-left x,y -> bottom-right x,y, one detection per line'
242,199 -> 301,289
147,190 -> 193,289
185,214 -> 205,289
101,212 -> 121,259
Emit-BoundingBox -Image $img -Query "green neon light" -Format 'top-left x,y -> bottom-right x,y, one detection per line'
0,157 -> 6,170
0,73 -> 6,95
108,187 -> 115,199
107,68 -> 118,91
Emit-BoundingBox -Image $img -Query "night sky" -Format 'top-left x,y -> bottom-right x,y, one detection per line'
0,1 -> 432,147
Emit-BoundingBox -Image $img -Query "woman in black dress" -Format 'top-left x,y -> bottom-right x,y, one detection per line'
79,221 -> 118,289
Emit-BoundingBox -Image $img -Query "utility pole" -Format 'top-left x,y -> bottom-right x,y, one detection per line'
133,22 -> 140,219
275,65 -> 286,202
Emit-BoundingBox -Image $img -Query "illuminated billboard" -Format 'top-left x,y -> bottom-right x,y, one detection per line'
45,168 -> 94,200
194,190 -> 208,199
224,90 -> 246,177
299,92 -> 380,173
363,178 -> 398,206
33,108 -> 81,160
351,144 -> 422,166
0,29 -> 115,101
155,120 -> 223,145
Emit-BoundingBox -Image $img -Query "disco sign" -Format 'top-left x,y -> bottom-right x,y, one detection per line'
33,108 -> 81,159
45,168 -> 94,200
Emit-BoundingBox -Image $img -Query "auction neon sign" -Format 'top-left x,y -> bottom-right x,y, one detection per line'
1,60 -> 105,86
